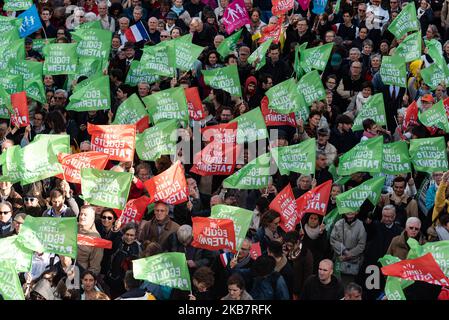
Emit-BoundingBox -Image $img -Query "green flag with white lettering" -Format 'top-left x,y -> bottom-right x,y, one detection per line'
0,145 -> 22,183
271,138 -> 316,175
231,107 -> 268,144
299,42 -> 333,73
141,42 -> 175,77
143,86 -> 188,125
421,63 -> 449,90
125,60 -> 160,86
382,141 -> 411,175
17,216 -> 78,258
336,176 -> 385,214
248,39 -> 273,71
387,2 -> 419,39
407,238 -> 449,276
380,55 -> 407,88
323,208 -> 341,237
425,39 -> 444,65
203,64 -> 242,97
136,119 -> 178,161
217,29 -> 242,58
71,27 -> 112,60
81,168 -> 133,210
167,34 -> 205,71
337,136 -> 383,176
0,86 -> 12,118
297,70 -> 326,106
353,93 -> 387,131
133,252 -> 191,291
77,20 -> 103,30
294,42 -> 307,79
70,57 -> 104,83
0,39 -> 25,72
394,32 -> 422,63
43,43 -> 78,75
0,235 -> 33,273
0,16 -> 22,33
33,134 -> 71,156
0,261 -> 25,300
0,74 -> 23,94
211,204 -> 253,251
378,255 -> 409,300
409,137 -> 448,172
33,38 -> 55,56
266,78 -> 304,114
66,75 -> 110,112
223,152 -> 272,189
8,60 -> 46,103
113,93 -> 148,126
3,0 -> 32,11
419,100 -> 449,132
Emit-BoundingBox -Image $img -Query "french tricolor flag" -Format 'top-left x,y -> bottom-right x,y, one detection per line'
125,20 -> 150,43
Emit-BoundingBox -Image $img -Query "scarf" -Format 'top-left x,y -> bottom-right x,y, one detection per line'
417,7 -> 426,19
436,226 -> 449,240
170,5 -> 183,16
305,224 -> 320,240
288,242 -> 302,260
354,92 -> 370,115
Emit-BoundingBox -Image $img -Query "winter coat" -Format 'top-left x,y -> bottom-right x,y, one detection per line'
300,275 -> 344,300
386,231 -> 426,260
137,216 -> 180,251
77,227 -> 104,275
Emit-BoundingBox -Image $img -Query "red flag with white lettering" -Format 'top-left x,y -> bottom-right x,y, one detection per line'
261,96 -> 296,127
295,180 -> 332,219
190,141 -> 240,176
249,242 -> 262,260
88,123 -> 136,162
381,253 -> 449,286
269,184 -> 300,232
191,217 -> 237,253
185,87 -> 205,121
144,160 -> 189,205
259,16 -> 284,44
403,100 -> 419,131
77,234 -> 113,249
113,195 -> 151,224
272,0 -> 294,15
10,91 -> 29,128
56,152 -> 110,184
136,115 -> 150,133
201,122 -> 238,144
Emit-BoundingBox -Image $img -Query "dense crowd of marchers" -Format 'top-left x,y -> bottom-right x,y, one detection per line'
2,0 -> 449,302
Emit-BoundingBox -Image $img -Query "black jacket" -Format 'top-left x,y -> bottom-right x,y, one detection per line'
300,275 -> 344,300
258,58 -> 293,85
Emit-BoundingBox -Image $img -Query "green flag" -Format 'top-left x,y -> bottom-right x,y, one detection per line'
19,138 -> 63,185
33,38 -> 56,56
217,29 -> 242,58
382,141 -> 411,175
419,100 -> 449,132
0,74 -> 23,94
387,2 -> 419,39
0,40 -> 25,73
334,0 -> 342,13
294,42 -> 307,79
3,0 -> 32,11
407,238 -> 449,276
336,176 -> 385,214
8,60 -> 46,103
143,86 -> 188,125
248,39 -> 273,71
133,252 -> 191,291
77,20 -> 103,30
125,60 -> 160,86
33,134 -> 71,156
17,216 -> 78,258
0,16 -> 22,33
113,93 -> 148,126
71,28 -> 112,59
141,42 -> 174,77
66,75 -> 110,112
297,70 -> 326,106
167,34 -> 205,71
380,55 -> 407,88
271,138 -> 316,175
266,78 -> 304,114
69,57 -> 104,83
136,119 -> 178,161
323,208 -> 341,237
394,32 -> 422,63
231,107 -> 268,144
0,145 -> 22,183
0,28 -> 20,49
0,235 -> 33,273
425,39 -> 444,65
409,137 -> 448,172
223,152 -> 271,189
0,86 -> 12,117
42,43 -> 78,75
378,255 -> 407,300
299,42 -> 333,73
0,261 -> 25,300
81,168 -> 133,210
337,136 -> 383,176
329,163 -> 351,185
210,204 -> 253,251
421,63 -> 448,90
203,64 -> 242,97
352,93 -> 387,131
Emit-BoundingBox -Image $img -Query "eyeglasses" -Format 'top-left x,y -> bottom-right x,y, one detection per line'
358,9 -> 366,12
24,197 -> 37,202
0,211 -> 11,215
101,216 -> 113,220
408,226 -> 420,231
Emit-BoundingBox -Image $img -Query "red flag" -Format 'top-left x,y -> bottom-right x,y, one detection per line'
56,152 -> 110,184
88,123 -> 136,162
298,0 -> 311,11
443,97 -> 449,117
144,160 -> 189,205
222,0 -> 250,34
191,217 -> 237,253
10,91 -> 29,128
269,184 -> 300,232
201,122 -> 238,144
259,16 -> 284,44
77,234 -> 112,249
249,242 -> 262,260
261,96 -> 296,127
113,195 -> 151,224
185,87 -> 205,121
296,180 -> 332,219
381,253 -> 449,287
272,0 -> 294,15
136,115 -> 150,133
403,100 -> 419,131
190,141 -> 240,176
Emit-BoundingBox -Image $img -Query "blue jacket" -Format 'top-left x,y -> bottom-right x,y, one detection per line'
249,272 -> 290,300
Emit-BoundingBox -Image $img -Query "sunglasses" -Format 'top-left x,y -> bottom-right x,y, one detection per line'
24,197 -> 37,201
101,216 -> 114,220
408,226 -> 420,231
0,211 -> 11,215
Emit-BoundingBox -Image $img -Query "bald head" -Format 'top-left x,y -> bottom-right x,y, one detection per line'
318,259 -> 334,284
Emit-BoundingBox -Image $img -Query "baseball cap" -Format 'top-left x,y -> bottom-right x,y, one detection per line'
421,94 -> 434,103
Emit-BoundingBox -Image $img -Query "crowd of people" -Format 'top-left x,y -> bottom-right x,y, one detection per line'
1,0 -> 449,301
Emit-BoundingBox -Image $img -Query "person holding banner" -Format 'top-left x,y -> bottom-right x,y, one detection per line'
254,210 -> 284,255
78,205 -> 104,275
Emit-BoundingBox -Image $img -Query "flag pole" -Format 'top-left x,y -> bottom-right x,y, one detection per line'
184,246 -> 193,296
